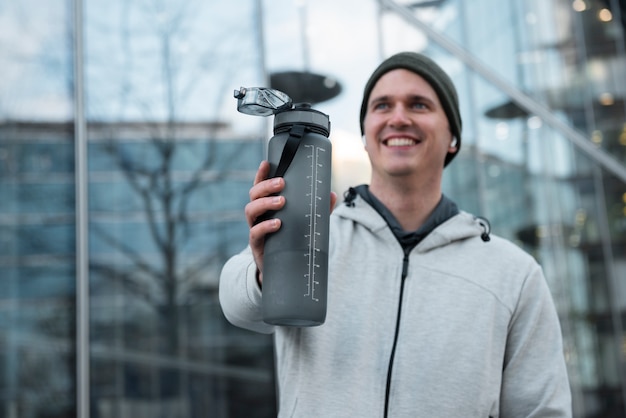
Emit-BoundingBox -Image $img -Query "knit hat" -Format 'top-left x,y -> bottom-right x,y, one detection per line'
359,52 -> 462,166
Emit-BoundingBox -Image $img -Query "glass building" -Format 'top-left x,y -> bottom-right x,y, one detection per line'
0,0 -> 624,417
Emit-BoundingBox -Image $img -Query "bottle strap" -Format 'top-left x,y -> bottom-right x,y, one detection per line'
273,124 -> 306,178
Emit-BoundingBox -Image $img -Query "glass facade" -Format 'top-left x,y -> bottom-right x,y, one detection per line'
0,0 -> 625,417
1,1 -> 276,417
374,0 -> 626,416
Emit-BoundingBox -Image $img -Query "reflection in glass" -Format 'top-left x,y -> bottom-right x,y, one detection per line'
84,0 -> 276,416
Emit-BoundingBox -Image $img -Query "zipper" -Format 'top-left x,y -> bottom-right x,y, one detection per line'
383,249 -> 410,418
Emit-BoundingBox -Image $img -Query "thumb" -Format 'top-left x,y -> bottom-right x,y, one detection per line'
330,192 -> 338,213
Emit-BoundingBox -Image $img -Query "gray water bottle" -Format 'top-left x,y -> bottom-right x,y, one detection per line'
234,87 -> 332,326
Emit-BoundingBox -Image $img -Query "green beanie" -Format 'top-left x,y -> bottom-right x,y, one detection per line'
359,52 -> 462,166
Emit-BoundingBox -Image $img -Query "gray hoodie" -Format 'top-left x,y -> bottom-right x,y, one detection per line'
219,194 -> 572,417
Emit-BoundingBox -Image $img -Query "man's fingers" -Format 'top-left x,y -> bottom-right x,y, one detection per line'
249,218 -> 281,248
249,218 -> 282,276
245,195 -> 285,227
253,160 -> 271,186
249,176 -> 284,202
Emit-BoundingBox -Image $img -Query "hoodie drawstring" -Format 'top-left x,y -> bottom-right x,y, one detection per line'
343,187 -> 357,207
475,216 -> 491,242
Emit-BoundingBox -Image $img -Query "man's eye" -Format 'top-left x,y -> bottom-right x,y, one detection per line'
373,102 -> 389,110
411,102 -> 427,109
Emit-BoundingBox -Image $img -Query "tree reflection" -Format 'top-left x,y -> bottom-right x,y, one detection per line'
84,0 -> 275,416
92,122 -> 233,356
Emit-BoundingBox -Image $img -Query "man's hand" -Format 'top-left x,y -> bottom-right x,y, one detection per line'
245,160 -> 338,286
245,161 -> 285,285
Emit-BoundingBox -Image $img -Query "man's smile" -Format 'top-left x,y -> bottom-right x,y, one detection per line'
383,137 -> 421,147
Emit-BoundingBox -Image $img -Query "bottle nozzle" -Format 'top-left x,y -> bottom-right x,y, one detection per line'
234,87 -> 293,116
233,87 -> 246,99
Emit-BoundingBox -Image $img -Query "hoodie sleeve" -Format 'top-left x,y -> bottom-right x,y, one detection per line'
500,263 -> 572,417
218,246 -> 275,334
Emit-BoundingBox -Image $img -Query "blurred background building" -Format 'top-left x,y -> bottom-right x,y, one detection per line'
0,0 -> 624,417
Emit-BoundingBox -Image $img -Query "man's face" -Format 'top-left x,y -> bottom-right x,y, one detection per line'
362,69 -> 455,184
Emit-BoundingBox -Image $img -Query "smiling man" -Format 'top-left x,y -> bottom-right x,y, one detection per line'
361,59 -> 459,232
219,52 -> 572,417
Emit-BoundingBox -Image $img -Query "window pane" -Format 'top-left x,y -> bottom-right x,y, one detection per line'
0,130 -> 78,416
0,0 -> 77,408
84,1 -> 276,417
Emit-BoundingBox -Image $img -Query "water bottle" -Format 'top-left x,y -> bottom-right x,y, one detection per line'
234,87 -> 332,326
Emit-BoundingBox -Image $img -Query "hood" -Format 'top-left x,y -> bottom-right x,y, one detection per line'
332,193 -> 490,252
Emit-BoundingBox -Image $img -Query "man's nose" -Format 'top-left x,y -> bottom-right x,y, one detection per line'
388,105 -> 411,127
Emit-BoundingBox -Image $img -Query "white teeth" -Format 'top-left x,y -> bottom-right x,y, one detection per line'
386,138 -> 417,146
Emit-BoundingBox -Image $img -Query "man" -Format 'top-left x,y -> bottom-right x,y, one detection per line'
220,52 -> 572,417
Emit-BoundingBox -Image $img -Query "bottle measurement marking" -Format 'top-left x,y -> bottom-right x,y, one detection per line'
304,144 -> 326,301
